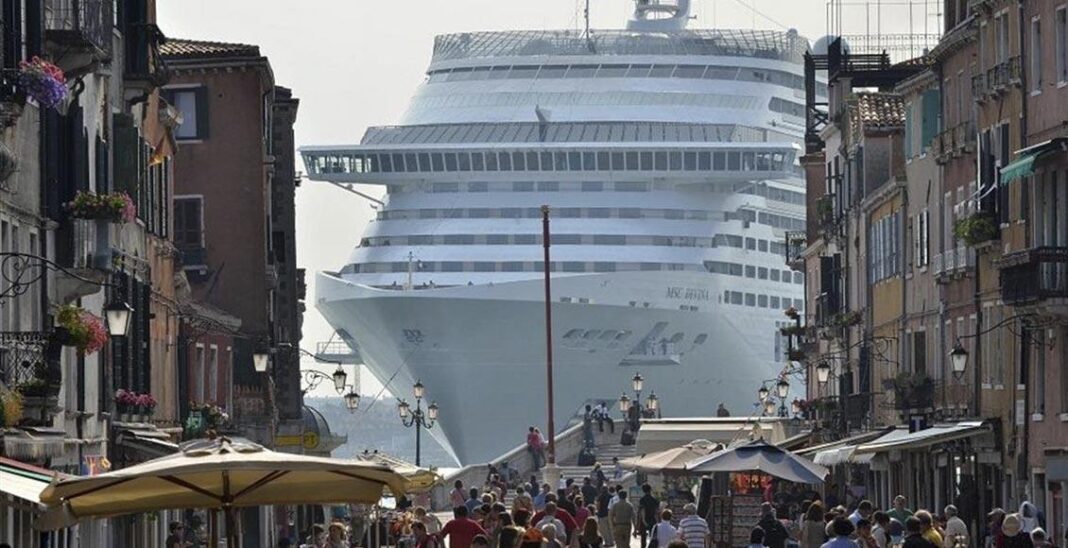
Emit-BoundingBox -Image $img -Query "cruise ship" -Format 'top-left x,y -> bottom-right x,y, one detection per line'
301,0 -> 817,465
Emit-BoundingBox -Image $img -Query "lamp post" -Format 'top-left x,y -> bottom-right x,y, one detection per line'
299,366 -> 348,395
619,373 -> 658,444
397,379 -> 438,466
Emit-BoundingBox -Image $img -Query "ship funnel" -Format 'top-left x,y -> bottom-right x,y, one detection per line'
627,0 -> 692,32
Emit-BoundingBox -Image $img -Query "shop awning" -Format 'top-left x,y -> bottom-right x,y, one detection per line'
796,429 -> 891,466
0,457 -> 68,505
636,419 -> 789,453
855,421 -> 990,454
115,428 -> 180,459
1000,138 -> 1067,185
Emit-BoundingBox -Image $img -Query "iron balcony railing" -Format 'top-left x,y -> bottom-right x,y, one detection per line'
45,0 -> 114,56
784,231 -> 806,269
933,246 -> 976,278
998,246 -> 1068,304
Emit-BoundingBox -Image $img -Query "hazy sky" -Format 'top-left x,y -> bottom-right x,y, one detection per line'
157,0 -> 931,398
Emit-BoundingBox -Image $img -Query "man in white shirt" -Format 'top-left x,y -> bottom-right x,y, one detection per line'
537,503 -> 567,543
678,503 -> 710,548
942,505 -> 968,548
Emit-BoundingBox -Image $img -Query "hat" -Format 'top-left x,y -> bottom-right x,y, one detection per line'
1001,514 -> 1021,537
329,521 -> 347,532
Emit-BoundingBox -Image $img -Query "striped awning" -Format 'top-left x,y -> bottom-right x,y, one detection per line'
1000,138 -> 1067,185
0,457 -> 67,505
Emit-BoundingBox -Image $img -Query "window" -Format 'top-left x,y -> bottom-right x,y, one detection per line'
166,87 -> 208,140
174,196 -> 203,252
914,208 -> 930,268
995,11 -> 1010,64
1032,17 -> 1043,92
194,344 -> 205,402
1057,6 -> 1068,83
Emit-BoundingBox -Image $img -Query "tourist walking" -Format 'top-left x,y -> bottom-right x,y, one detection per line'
942,506 -> 967,548
802,502 -> 828,548
651,510 -> 678,548
537,504 -> 568,544
902,517 -> 937,548
871,512 -> 891,548
748,527 -> 767,548
822,517 -> 859,548
888,497 -> 914,525
323,522 -> 348,548
514,486 -> 535,515
1001,514 -> 1035,548
608,490 -> 638,548
440,506 -> 490,548
580,517 -> 605,548
1029,528 -> 1052,548
527,427 -> 545,469
759,503 -> 790,548
638,484 -> 660,548
678,503 -> 710,548
856,520 -> 879,548
413,522 -> 441,548
597,485 -> 615,547
915,511 -> 943,548
1018,503 -> 1040,534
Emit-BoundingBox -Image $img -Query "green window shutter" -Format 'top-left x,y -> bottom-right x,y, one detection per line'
921,90 -> 940,150
904,105 -> 913,158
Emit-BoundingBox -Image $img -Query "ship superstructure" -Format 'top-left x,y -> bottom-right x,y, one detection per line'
302,2 -> 819,464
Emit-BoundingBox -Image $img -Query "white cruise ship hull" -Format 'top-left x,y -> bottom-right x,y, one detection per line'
318,270 -> 785,464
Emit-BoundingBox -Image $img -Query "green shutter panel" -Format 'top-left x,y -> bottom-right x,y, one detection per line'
921,90 -> 940,150
113,114 -> 139,196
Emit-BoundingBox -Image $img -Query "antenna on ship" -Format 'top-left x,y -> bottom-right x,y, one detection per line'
583,0 -> 595,52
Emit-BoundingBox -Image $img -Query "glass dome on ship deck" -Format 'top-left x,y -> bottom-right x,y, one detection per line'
430,29 -> 810,65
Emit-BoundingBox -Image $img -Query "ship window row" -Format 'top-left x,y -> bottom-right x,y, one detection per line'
305,149 -> 794,176
391,181 -> 655,193
342,261 -> 704,275
734,182 -> 806,206
407,90 -> 786,113
724,208 -> 806,231
376,206 -> 714,221
358,234 -> 793,263
705,261 -> 804,285
723,291 -> 805,311
362,122 -> 794,146
425,63 -> 828,95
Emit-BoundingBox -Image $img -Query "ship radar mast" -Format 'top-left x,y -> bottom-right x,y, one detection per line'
627,0 -> 692,32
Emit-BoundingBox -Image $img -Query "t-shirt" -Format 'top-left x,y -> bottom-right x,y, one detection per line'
450,488 -> 466,509
887,508 -> 913,524
441,518 -> 488,548
678,516 -> 709,548
638,494 -> 660,527
530,510 -> 578,537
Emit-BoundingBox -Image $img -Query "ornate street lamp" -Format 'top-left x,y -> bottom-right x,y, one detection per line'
757,385 -> 770,401
331,365 -> 348,394
816,362 -> 831,386
104,300 -> 134,337
646,392 -> 659,411
344,387 -> 360,412
631,372 -> 644,392
791,399 -> 802,415
776,379 -> 790,399
618,393 -> 631,412
764,400 -> 777,415
397,380 -> 438,466
950,343 -> 968,379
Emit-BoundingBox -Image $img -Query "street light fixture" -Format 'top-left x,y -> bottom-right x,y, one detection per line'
343,387 -> 360,412
776,379 -> 790,399
252,348 -> 270,373
950,343 -> 968,379
104,300 -> 134,337
757,386 -> 770,401
397,380 -> 438,466
791,399 -> 801,415
331,365 -> 348,394
646,392 -> 659,411
764,400 -> 777,415
618,393 -> 631,412
632,372 -> 644,392
816,361 -> 831,385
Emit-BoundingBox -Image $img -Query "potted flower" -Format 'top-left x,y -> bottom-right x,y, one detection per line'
115,389 -> 138,422
56,305 -> 108,355
17,56 -> 67,109
65,191 -> 137,223
136,393 -> 157,420
953,212 -> 998,246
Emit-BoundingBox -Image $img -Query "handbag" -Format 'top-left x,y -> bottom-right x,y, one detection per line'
648,524 -> 659,548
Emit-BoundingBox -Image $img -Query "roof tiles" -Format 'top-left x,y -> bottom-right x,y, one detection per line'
160,38 -> 260,60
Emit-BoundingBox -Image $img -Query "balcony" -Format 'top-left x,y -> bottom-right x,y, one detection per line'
987,56 -> 1022,94
123,23 -> 170,89
784,231 -> 806,271
971,73 -> 988,102
45,0 -> 113,58
815,292 -> 841,328
997,246 -> 1068,305
71,218 -> 117,271
954,120 -> 976,154
933,246 -> 976,281
934,128 -> 955,164
0,332 -> 63,426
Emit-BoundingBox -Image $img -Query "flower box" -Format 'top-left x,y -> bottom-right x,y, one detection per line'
954,213 -> 998,247
56,305 -> 108,355
17,57 -> 67,109
66,191 -> 136,223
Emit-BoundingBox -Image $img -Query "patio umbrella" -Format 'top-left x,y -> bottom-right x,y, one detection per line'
353,449 -> 440,493
684,438 -> 829,484
620,440 -> 721,473
38,437 -> 409,545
